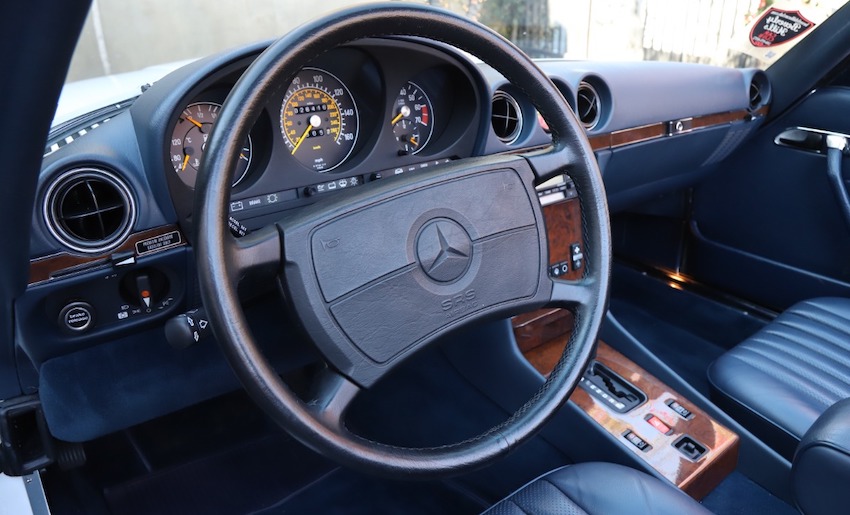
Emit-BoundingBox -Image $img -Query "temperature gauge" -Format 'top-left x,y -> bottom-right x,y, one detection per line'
391,81 -> 434,155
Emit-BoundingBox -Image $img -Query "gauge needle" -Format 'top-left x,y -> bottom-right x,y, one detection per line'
291,114 -> 322,155
409,136 -> 418,147
181,154 -> 190,171
185,116 -> 203,129
390,105 -> 411,126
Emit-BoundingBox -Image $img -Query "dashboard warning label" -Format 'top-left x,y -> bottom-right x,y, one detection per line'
136,230 -> 183,256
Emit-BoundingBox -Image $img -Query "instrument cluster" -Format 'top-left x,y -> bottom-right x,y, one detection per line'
164,41 -> 481,232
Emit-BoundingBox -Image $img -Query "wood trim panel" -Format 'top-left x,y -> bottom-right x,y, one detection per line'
572,342 -> 739,499
513,197 -> 583,353
587,107 -> 765,151
29,225 -> 185,285
513,308 -> 574,354
610,123 -> 667,148
542,198 -> 583,280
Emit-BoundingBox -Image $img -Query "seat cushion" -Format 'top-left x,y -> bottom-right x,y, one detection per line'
708,297 -> 850,459
483,462 -> 710,515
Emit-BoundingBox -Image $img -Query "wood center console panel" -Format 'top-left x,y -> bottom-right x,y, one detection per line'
574,341 -> 738,499
512,194 -> 738,500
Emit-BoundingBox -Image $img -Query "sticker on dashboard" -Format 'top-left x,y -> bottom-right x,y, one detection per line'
136,230 -> 183,256
749,8 -> 815,48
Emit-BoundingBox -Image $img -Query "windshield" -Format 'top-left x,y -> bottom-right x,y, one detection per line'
59,0 -> 847,121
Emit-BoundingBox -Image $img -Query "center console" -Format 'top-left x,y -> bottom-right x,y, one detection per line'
517,180 -> 739,500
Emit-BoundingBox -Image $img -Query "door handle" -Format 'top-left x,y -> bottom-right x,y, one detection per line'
774,127 -> 850,154
824,134 -> 850,232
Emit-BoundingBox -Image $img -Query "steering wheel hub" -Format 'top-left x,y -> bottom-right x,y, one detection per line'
415,218 -> 472,283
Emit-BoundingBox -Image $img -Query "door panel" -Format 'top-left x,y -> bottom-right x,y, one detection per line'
689,87 -> 850,310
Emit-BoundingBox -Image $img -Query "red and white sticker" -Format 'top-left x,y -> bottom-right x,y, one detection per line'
749,8 -> 815,48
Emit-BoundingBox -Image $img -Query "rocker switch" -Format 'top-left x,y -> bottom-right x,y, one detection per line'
136,274 -> 153,308
570,243 -> 584,271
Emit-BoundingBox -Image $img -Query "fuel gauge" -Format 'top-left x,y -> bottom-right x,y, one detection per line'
391,81 -> 433,155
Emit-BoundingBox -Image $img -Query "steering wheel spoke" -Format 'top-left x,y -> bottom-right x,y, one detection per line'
226,224 -> 282,284
305,367 -> 362,431
524,144 -> 583,184
549,276 -> 596,309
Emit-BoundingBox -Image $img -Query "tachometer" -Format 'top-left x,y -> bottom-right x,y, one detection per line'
170,102 -> 252,188
280,68 -> 358,172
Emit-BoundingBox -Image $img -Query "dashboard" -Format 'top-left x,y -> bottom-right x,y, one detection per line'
21,36 -> 770,442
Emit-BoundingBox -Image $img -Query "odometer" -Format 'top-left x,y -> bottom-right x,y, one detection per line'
280,68 -> 358,172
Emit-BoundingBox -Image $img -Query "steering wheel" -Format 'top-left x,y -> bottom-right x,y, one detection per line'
195,3 -> 610,478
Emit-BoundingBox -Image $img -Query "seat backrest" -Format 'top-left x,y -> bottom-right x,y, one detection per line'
793,397 -> 850,515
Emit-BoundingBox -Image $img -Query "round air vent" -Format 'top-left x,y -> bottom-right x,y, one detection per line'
749,81 -> 763,109
747,72 -> 771,111
491,91 -> 523,144
44,167 -> 136,254
576,82 -> 601,130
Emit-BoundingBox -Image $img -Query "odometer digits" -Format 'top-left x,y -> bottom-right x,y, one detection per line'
281,69 -> 358,172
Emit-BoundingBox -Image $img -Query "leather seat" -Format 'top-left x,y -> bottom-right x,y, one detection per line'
708,297 -> 850,459
483,462 -> 710,514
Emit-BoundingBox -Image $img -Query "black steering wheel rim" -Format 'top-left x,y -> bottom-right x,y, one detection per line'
195,3 -> 611,478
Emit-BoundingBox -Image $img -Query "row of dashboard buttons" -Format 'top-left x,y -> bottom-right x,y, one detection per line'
228,158 -> 453,215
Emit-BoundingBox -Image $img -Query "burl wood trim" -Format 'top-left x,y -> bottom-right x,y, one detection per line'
512,197 -> 583,354
542,198 -> 583,281
513,308 -> 574,354
573,342 -> 739,500
29,225 -> 185,285
587,107 -> 766,151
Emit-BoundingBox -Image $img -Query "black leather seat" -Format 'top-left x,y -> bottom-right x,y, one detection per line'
708,297 -> 850,459
484,462 -> 710,514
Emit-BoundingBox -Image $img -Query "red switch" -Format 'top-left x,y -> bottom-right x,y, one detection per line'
646,414 -> 673,435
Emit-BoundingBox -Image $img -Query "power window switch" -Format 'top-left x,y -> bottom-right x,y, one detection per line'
623,429 -> 652,452
667,399 -> 693,420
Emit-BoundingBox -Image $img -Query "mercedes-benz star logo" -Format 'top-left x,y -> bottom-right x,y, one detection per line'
415,219 -> 472,282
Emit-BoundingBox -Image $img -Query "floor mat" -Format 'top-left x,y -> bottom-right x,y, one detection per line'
610,298 -> 727,395
103,433 -> 336,515
252,467 -> 485,515
701,472 -> 797,515
609,263 -> 768,396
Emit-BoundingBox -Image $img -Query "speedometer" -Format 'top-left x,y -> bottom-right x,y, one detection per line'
280,68 -> 358,172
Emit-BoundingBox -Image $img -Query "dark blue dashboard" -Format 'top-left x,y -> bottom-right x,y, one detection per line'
20,36 -> 770,441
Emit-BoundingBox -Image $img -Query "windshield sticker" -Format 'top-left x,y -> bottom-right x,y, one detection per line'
749,8 -> 815,48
